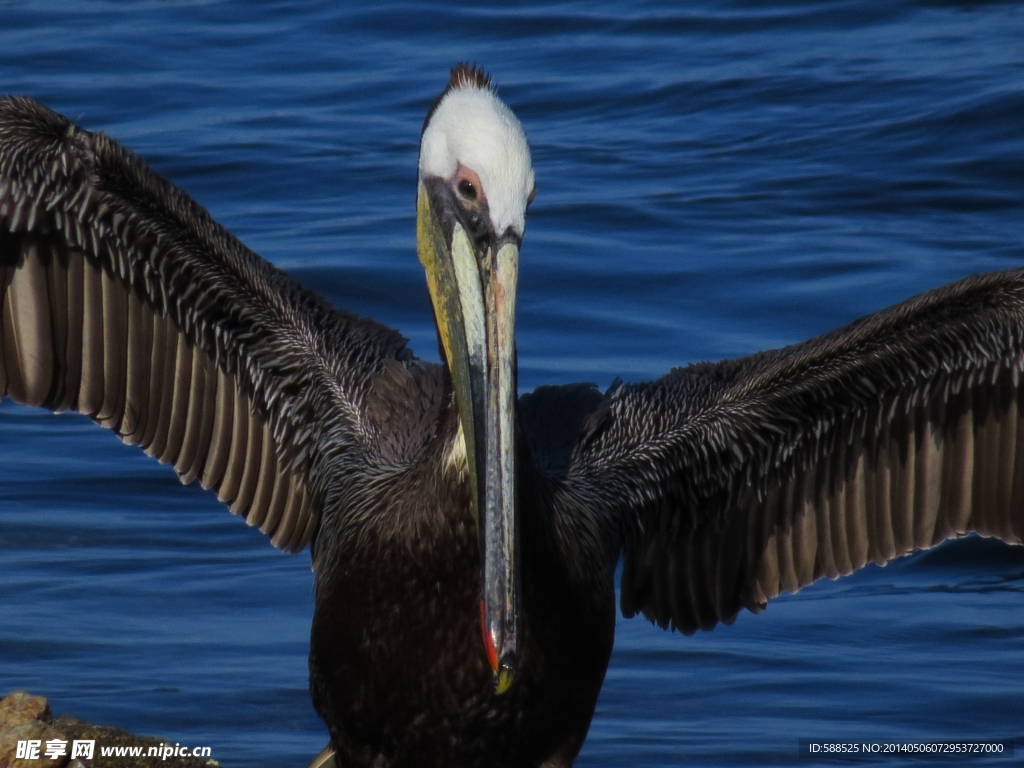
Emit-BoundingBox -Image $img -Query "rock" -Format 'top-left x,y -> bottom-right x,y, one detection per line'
0,692 -> 50,728
0,692 -> 220,768
0,718 -> 70,767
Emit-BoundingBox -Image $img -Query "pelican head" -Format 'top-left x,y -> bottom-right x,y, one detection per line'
416,64 -> 534,694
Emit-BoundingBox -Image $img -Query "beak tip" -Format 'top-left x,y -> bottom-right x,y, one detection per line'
480,599 -> 517,694
495,662 -> 516,695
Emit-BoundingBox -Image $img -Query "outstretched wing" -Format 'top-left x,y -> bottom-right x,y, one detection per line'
562,267 -> 1024,632
0,96 -> 412,553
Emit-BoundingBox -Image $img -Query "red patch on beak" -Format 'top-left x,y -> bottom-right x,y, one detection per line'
479,598 -> 499,672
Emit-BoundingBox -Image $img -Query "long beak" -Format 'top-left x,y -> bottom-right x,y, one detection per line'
416,182 -> 519,694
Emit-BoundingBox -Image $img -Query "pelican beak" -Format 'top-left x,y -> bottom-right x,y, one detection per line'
416,180 -> 519,694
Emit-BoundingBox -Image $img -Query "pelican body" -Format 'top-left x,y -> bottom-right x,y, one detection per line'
2,66 -> 1024,767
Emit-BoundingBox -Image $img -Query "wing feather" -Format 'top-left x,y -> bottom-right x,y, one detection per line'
79,251 -> 106,416
564,267 -> 1024,632
0,95 -> 412,554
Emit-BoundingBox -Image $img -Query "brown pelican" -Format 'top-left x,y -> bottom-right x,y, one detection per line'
2,65 -> 1023,767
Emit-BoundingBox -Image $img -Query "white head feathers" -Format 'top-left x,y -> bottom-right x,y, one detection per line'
419,67 -> 535,238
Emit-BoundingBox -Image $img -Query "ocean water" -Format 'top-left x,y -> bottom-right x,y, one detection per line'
1,1 -> 1023,766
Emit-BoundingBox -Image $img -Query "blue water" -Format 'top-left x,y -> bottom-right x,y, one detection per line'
2,1 -> 1023,766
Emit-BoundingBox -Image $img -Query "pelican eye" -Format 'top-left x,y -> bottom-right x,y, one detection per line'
458,179 -> 478,201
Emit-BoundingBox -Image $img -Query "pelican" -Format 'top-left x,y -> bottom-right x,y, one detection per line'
2,65 -> 1023,768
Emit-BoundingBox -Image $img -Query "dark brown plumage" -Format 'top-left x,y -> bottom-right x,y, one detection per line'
2,78 -> 1023,767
